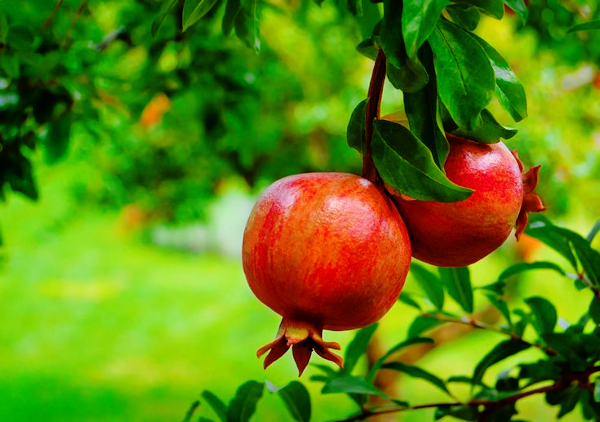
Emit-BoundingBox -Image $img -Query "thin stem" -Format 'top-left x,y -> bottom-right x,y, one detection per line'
41,0 -> 64,32
362,48 -> 386,183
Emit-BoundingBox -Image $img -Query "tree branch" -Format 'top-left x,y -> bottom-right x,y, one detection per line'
362,49 -> 386,183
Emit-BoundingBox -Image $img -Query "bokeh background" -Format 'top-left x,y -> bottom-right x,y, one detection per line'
1,0 -> 599,421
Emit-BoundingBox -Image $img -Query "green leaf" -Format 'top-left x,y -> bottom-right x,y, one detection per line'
526,215 -> 578,270
0,10 -> 8,42
268,381 -> 311,422
234,0 -> 260,52
594,382 -> 600,403
429,19 -> 495,130
410,263 -> 444,310
182,0 -> 220,32
382,361 -> 450,395
588,220 -> 600,243
503,0 -> 528,23
356,38 -> 379,61
402,0 -> 449,60
568,20 -> 600,33
343,323 -> 378,375
472,340 -> 530,386
469,32 -> 527,122
525,296 -> 557,335
6,25 -> 35,51
226,381 -> 264,422
0,52 -> 20,78
468,0 -> 504,19
182,400 -> 201,422
398,292 -> 422,310
541,333 -> 588,371
322,376 -> 389,399
439,267 -> 473,314
498,261 -> 566,281
371,119 -> 472,202
444,108 -> 517,142
446,4 -> 480,31
347,99 -> 368,155
485,294 -> 511,326
345,0 -> 362,16
367,337 -> 434,382
590,297 -> 600,325
222,0 -> 242,36
202,390 -> 227,422
380,0 -> 429,93
403,42 -> 449,168
434,405 -> 479,421
519,361 -> 561,384
152,0 -> 180,37
6,152 -> 38,200
44,115 -> 71,164
408,315 -> 443,338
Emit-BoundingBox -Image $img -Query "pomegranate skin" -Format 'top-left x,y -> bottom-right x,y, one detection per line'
394,135 -> 539,268
242,172 -> 411,374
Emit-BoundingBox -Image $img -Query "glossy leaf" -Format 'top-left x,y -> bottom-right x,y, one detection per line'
367,337 -> 434,382
401,0 -> 449,59
222,0 -> 242,36
226,381 -> 264,422
410,263 -> 444,310
526,216 -> 578,270
234,1 -> 260,52
472,340 -> 530,386
202,390 -> 227,422
152,0 -> 180,37
525,296 -> 557,335
439,267 -> 473,314
408,316 -> 443,338
503,0 -> 528,23
429,19 -> 495,130
380,0 -> 429,92
346,99 -> 368,154
498,261 -> 566,281
382,361 -> 450,394
322,376 -> 389,399
403,42 -> 449,168
182,0 -> 220,32
371,119 -> 472,202
469,32 -> 527,122
356,38 -> 378,61
446,4 -> 480,31
343,323 -> 378,375
268,381 -> 311,422
469,0 -> 504,19
568,20 -> 600,33
443,108 -> 517,142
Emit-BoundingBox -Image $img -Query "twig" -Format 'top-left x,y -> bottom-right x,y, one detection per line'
41,0 -> 64,33
362,49 -> 386,183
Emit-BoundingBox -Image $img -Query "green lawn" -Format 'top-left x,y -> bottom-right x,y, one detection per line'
0,163 -> 592,421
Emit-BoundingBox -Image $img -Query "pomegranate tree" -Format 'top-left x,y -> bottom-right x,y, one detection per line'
393,134 -> 546,268
242,172 -> 411,375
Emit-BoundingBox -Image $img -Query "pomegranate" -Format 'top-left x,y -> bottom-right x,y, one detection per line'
242,172 -> 411,375
393,134 -> 545,268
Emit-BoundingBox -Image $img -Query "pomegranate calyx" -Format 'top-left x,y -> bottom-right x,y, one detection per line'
512,151 -> 546,240
257,319 -> 343,376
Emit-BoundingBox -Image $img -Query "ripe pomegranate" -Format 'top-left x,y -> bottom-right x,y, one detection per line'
242,172 -> 411,375
392,134 -> 545,268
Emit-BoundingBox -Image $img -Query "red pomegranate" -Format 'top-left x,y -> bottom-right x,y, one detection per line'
242,172 -> 411,375
393,134 -> 545,268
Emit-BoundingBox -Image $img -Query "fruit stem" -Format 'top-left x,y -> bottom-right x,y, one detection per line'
363,48 -> 387,183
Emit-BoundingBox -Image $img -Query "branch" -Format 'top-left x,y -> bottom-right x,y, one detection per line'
362,49 -> 386,183
41,0 -> 64,32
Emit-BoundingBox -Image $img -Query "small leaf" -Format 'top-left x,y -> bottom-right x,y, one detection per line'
525,296 -> 557,335
590,296 -> 600,325
439,267 -> 473,314
367,337 -> 434,382
588,220 -> 600,243
469,32 -> 527,122
226,381 -> 264,422
222,0 -> 242,36
322,376 -> 389,399
386,59 -> 429,93
6,152 -> 38,200
152,0 -> 180,37
429,19 -> 495,130
472,340 -> 530,386
371,119 -> 472,202
594,381 -> 600,403
182,0 -> 220,32
234,1 -> 260,52
347,99 -> 368,155
345,0 -> 362,16
356,38 -> 379,61
485,294 -> 511,327
470,0 -> 504,19
398,292 -> 422,310
519,361 -> 561,384
503,0 -> 528,23
382,361 -> 450,395
443,108 -> 517,142
408,315 -> 443,338
44,115 -> 71,164
6,25 -> 35,51
434,405 -> 479,421
202,390 -> 227,422
402,0 -> 449,59
446,4 -> 480,31
568,20 -> 600,33
182,400 -> 201,422
343,324 -> 378,375
498,261 -> 566,281
526,215 -> 578,271
410,263 -> 444,310
0,10 -> 8,42
273,381 -> 311,422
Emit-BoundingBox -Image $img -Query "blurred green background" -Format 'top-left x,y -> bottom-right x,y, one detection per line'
1,0 -> 599,421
